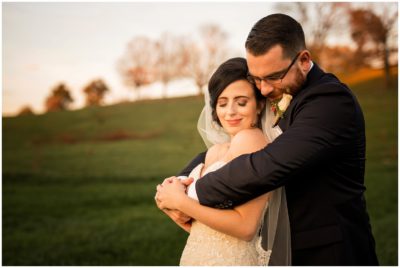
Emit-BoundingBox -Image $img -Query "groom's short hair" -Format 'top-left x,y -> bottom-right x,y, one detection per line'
245,13 -> 306,59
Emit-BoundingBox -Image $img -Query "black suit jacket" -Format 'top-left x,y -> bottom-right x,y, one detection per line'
178,64 -> 379,265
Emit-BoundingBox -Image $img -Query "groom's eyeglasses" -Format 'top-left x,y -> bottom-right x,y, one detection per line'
247,52 -> 301,87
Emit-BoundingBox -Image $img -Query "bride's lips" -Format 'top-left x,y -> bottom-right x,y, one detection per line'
226,119 -> 242,126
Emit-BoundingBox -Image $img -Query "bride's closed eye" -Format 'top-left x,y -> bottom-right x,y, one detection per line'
238,101 -> 247,107
236,97 -> 249,107
217,101 -> 227,107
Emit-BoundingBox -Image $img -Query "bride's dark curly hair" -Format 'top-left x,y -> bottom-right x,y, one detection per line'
208,57 -> 265,126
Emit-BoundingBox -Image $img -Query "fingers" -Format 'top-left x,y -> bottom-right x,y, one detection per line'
165,210 -> 192,233
154,192 -> 162,205
178,213 -> 191,223
170,210 -> 191,223
155,186 -> 165,209
181,177 -> 194,187
155,177 -> 187,211
178,221 -> 192,233
156,184 -> 162,191
162,176 -> 175,186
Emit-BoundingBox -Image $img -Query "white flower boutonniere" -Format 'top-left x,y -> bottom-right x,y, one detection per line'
270,93 -> 293,127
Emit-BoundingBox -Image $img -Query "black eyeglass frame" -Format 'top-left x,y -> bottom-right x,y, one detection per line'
247,51 -> 301,86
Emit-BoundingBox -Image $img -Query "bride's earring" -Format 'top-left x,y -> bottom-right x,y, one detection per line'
251,116 -> 259,128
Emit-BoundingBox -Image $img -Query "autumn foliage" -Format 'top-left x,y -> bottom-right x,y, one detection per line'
44,83 -> 74,112
18,105 -> 35,116
83,79 -> 110,106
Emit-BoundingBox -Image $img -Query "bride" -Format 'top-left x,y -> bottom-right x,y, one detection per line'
156,57 -> 291,266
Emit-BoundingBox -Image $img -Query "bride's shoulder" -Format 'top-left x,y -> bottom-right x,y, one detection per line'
205,142 -> 229,165
232,128 -> 268,145
229,128 -> 269,158
208,142 -> 229,153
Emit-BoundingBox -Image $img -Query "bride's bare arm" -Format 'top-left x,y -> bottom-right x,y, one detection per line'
177,191 -> 269,241
158,129 -> 270,241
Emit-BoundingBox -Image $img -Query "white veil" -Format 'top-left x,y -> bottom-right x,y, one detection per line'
197,89 -> 230,147
197,89 -> 291,265
260,101 -> 292,266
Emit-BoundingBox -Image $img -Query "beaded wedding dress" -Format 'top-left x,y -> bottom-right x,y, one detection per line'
179,161 -> 271,266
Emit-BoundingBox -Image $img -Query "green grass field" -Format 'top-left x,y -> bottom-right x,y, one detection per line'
3,75 -> 398,265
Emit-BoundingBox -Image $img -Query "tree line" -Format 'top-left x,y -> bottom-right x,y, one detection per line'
116,24 -> 228,100
18,2 -> 397,116
276,2 -> 397,87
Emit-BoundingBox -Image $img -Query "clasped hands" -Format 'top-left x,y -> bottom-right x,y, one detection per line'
155,176 -> 194,232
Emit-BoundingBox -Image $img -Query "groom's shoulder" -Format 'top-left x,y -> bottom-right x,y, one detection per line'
307,71 -> 352,97
293,73 -> 363,123
296,73 -> 358,110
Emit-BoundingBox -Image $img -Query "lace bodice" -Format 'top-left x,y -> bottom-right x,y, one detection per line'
179,162 -> 271,266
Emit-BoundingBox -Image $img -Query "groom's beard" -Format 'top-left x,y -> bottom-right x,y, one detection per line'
267,68 -> 306,101
286,68 -> 306,95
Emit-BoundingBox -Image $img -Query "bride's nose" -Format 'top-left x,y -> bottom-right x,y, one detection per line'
227,103 -> 237,116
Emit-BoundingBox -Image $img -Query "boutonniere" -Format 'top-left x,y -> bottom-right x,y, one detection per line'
270,93 -> 293,127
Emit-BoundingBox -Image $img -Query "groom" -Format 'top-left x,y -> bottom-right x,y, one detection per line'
157,14 -> 379,265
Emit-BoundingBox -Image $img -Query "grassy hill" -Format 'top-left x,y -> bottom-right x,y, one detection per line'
3,74 -> 397,265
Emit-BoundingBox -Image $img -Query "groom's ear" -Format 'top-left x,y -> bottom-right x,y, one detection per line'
299,50 -> 312,71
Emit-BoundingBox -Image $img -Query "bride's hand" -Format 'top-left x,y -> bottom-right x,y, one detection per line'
163,209 -> 192,233
157,178 -> 187,210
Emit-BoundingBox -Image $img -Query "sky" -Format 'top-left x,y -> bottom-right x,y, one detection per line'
3,2 -> 285,116
3,1 -> 397,116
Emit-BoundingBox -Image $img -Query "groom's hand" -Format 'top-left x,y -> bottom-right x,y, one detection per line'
161,176 -> 194,190
180,177 -> 194,189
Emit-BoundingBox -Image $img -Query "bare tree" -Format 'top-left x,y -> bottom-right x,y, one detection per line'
83,79 -> 110,106
348,4 -> 398,87
44,83 -> 74,112
184,24 -> 229,95
155,33 -> 187,99
117,36 -> 157,101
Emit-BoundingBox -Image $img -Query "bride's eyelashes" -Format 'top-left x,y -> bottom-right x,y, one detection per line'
217,102 -> 227,108
217,100 -> 248,108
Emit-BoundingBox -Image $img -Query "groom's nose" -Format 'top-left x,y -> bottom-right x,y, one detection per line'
259,81 -> 274,97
